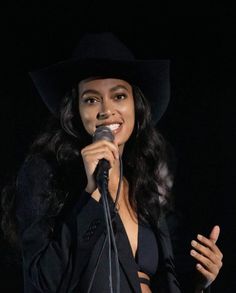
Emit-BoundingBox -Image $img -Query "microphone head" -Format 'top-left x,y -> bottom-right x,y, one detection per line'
93,125 -> 114,143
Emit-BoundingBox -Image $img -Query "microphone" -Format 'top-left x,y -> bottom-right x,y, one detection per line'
92,125 -> 121,293
93,126 -> 114,186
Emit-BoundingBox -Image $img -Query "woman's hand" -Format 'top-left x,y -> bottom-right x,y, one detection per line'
190,225 -> 223,292
81,140 -> 119,193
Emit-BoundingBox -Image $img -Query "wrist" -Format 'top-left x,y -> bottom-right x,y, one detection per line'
85,184 -> 96,194
85,184 -> 101,202
85,176 -> 97,193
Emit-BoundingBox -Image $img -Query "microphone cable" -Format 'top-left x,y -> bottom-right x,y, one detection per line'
101,155 -> 122,293
87,156 -> 123,293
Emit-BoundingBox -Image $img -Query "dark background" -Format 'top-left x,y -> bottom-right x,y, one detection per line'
0,3 -> 235,292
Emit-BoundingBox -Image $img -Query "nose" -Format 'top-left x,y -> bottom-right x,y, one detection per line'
96,111 -> 111,120
96,100 -> 115,120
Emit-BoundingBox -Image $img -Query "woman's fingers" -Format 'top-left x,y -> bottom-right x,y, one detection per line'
190,244 -> 222,275
83,148 -> 117,169
190,226 -> 223,289
82,140 -> 119,160
193,233 -> 223,260
194,263 -> 216,287
81,140 -> 120,193
209,225 -> 220,243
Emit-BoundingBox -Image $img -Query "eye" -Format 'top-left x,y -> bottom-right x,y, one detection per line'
83,97 -> 99,104
114,94 -> 126,100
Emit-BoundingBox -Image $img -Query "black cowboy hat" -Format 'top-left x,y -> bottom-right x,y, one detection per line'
30,32 -> 170,123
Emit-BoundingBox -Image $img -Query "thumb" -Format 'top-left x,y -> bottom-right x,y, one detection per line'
209,225 -> 220,243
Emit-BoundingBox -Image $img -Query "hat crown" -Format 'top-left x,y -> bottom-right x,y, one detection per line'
30,32 -> 170,123
73,32 -> 135,61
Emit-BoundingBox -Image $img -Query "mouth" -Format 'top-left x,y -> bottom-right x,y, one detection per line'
96,123 -> 122,134
105,123 -> 121,131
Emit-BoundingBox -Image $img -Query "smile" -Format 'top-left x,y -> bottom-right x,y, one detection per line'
96,122 -> 122,135
105,123 -> 121,131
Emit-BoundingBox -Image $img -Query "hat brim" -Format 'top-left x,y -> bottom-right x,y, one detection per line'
30,58 -> 170,123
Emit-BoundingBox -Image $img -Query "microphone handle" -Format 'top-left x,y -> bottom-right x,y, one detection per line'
95,159 -> 110,188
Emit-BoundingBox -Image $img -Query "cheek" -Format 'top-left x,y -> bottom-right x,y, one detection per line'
125,102 -> 135,127
79,107 -> 96,134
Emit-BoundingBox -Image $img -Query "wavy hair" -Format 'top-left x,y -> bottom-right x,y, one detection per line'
1,84 -> 173,246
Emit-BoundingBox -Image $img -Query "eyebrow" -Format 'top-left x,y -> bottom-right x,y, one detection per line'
80,89 -> 100,98
80,85 -> 130,98
110,85 -> 130,92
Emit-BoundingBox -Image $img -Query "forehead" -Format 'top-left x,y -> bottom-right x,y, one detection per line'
78,77 -> 132,92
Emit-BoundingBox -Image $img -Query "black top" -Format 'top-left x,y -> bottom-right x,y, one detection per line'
135,222 -> 159,277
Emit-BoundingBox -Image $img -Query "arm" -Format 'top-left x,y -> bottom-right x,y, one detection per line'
16,155 -> 105,293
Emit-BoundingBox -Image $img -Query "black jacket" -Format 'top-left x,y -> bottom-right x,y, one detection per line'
15,155 -> 209,293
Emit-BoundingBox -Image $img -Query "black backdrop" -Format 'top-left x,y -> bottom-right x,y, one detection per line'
0,4 -> 235,292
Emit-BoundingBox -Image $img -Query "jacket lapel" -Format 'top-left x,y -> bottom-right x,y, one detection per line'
115,214 -> 142,293
156,214 -> 182,293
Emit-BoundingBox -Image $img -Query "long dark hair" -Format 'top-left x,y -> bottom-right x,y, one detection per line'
1,84 -> 172,246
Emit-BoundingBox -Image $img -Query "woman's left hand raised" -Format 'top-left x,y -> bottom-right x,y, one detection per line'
190,225 -> 223,292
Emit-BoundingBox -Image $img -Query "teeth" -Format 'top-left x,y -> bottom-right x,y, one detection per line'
106,124 -> 120,131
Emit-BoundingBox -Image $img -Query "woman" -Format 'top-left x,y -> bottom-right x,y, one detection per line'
1,32 -> 222,293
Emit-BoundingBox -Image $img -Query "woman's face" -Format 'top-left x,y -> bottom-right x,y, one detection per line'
78,78 -> 135,152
